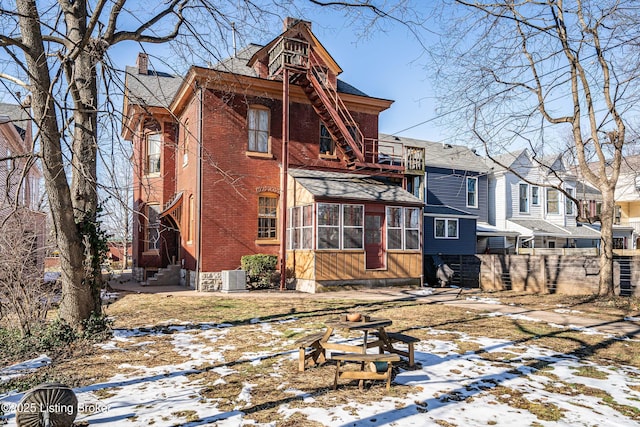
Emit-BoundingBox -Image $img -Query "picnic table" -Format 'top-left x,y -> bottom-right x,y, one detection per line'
295,314 -> 419,372
322,316 -> 393,355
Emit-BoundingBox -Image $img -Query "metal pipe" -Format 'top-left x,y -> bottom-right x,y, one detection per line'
280,68 -> 289,291
196,83 -> 203,290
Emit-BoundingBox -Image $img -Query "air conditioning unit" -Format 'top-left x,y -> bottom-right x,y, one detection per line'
221,270 -> 247,293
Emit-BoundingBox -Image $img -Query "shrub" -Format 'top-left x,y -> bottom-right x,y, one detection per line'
81,312 -> 113,340
241,254 -> 278,289
0,313 -> 112,365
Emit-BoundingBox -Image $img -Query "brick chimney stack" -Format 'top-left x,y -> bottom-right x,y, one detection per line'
283,17 -> 311,31
136,53 -> 148,75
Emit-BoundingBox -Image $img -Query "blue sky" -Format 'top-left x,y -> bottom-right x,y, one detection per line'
108,5 -> 443,142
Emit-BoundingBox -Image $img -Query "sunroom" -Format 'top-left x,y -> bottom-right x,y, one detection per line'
286,169 -> 424,293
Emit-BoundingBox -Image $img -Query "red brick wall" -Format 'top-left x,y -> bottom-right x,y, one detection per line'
176,98 -> 199,271
196,88 -> 382,273
198,90 -> 280,272
129,76 -> 385,275
131,116 -> 174,269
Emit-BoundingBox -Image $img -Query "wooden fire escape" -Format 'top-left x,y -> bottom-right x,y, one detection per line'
267,37 -> 404,174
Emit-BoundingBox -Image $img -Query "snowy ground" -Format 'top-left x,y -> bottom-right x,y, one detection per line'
1,314 -> 640,426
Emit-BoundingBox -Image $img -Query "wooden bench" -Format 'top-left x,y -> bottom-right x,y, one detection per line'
377,332 -> 420,367
332,353 -> 401,390
294,332 -> 326,372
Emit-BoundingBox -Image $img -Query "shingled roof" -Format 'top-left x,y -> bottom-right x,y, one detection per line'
0,102 -> 30,140
379,134 -> 489,173
125,38 -> 371,109
288,169 -> 423,205
211,43 -> 368,97
124,66 -> 183,108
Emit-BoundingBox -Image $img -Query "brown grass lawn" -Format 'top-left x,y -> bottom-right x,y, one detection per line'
3,289 -> 640,425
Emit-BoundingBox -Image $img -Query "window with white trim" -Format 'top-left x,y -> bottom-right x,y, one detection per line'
547,188 -> 560,214
342,204 -> 363,249
288,205 -> 314,249
316,203 -> 364,250
435,218 -> 458,239
317,203 -> 340,249
386,207 -> 403,250
466,177 -> 478,208
248,107 -> 269,153
405,207 -> 421,249
387,206 -> 421,249
565,188 -> 574,215
519,183 -> 529,213
146,133 -> 161,175
531,186 -> 540,206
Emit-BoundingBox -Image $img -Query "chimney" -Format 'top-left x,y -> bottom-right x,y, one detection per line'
136,53 -> 148,75
283,17 -> 311,31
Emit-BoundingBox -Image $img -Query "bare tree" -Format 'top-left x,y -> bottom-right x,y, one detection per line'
431,0 -> 640,296
0,0 -> 425,327
0,209 -> 49,337
100,144 -> 133,273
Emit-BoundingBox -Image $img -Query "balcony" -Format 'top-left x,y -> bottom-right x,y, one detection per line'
377,142 -> 424,174
268,37 -> 309,77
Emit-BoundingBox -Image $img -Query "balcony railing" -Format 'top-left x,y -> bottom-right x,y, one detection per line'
268,37 -> 309,76
377,142 -> 424,173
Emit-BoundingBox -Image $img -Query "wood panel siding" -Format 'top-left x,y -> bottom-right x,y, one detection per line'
287,250 -> 315,280
313,250 -> 421,281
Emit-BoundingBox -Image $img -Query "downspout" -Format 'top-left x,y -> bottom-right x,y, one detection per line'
195,83 -> 203,290
280,68 -> 289,291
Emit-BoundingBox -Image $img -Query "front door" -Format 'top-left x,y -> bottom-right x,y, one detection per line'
365,212 -> 385,269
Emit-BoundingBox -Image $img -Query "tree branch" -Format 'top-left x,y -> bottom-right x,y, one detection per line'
0,72 -> 29,89
108,0 -> 187,45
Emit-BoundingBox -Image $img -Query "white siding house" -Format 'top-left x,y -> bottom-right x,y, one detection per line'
487,149 -> 600,251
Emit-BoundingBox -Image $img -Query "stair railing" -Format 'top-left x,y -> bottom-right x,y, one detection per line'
307,50 -> 366,162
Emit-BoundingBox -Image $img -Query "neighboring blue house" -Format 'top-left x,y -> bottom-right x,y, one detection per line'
379,134 -> 490,255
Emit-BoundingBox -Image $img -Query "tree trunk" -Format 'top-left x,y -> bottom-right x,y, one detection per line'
61,0 -> 103,323
17,0 -> 101,327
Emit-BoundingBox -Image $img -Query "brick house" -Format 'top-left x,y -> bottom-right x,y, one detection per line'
122,18 -> 423,292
